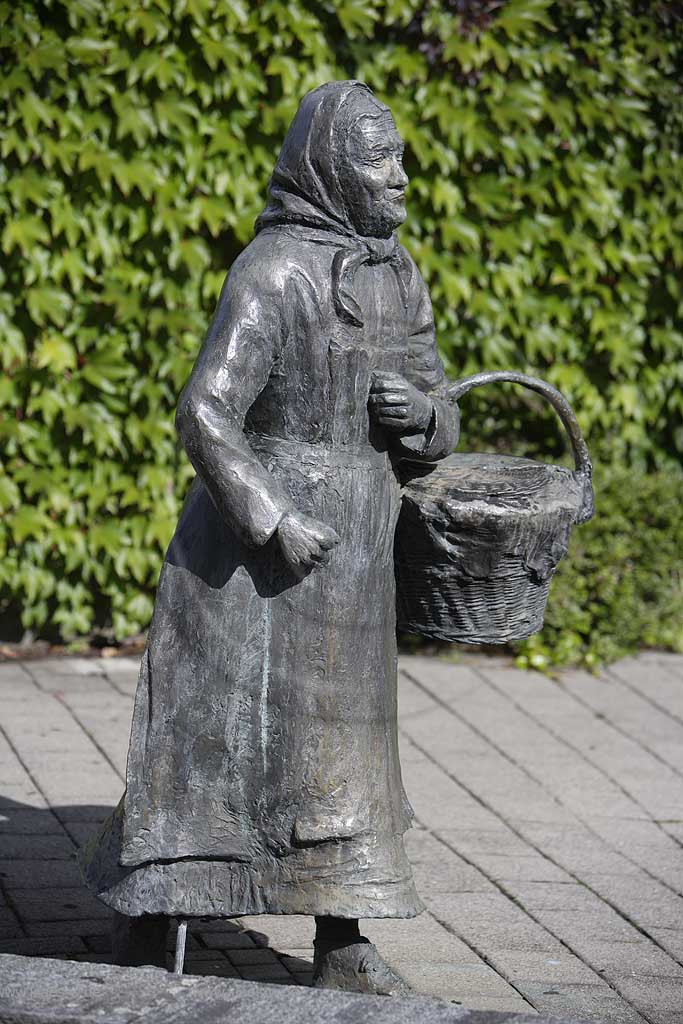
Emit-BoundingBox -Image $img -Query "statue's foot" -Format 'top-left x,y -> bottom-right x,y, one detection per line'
111,912 -> 168,968
312,938 -> 411,996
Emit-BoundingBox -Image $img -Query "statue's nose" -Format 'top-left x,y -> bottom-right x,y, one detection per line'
392,161 -> 409,189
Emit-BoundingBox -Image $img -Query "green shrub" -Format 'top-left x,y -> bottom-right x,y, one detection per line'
513,465 -> 683,670
1,0 -> 681,654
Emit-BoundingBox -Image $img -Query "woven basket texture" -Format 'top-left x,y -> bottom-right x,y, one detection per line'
395,453 -> 583,645
396,558 -> 550,644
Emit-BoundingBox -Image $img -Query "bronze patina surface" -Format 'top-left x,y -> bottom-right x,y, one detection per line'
82,81 -> 459,991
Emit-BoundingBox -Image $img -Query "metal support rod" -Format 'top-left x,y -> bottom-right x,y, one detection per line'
174,919 -> 188,975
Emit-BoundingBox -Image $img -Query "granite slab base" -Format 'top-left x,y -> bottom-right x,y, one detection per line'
0,955 -> 590,1024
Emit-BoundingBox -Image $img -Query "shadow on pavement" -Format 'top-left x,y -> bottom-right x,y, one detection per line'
0,795 -> 314,984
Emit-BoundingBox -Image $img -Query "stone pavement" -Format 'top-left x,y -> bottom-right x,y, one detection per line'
0,651 -> 682,1024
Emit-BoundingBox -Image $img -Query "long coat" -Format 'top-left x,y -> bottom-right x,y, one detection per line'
83,223 -> 458,919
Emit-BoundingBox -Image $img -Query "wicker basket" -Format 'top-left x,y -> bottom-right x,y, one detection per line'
395,371 -> 594,645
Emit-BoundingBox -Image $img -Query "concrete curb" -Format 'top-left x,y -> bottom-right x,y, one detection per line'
0,955 -> 590,1024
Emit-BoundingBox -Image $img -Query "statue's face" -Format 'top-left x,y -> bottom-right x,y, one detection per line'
341,110 -> 408,239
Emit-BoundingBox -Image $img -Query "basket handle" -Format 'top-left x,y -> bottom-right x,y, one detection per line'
447,370 -> 594,523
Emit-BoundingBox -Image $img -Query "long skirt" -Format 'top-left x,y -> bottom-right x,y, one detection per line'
83,437 -> 422,919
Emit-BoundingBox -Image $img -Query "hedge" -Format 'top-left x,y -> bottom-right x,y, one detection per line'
513,465 -> 683,669
1,0 -> 681,661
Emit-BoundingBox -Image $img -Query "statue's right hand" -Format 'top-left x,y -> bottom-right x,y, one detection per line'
277,511 -> 340,578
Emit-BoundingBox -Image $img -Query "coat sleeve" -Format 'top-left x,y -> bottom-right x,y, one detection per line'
394,254 -> 460,462
175,266 -> 297,547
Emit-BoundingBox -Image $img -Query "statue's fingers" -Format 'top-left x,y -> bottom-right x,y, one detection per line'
376,417 -> 406,430
284,550 -> 311,578
309,547 -> 331,565
314,528 -> 340,549
369,392 -> 407,406
376,401 -> 409,413
369,373 -> 405,393
290,545 -> 309,566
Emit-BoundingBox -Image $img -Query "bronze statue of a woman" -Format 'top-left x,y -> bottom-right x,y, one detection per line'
83,80 -> 460,994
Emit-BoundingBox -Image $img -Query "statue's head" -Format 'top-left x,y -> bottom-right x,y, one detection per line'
257,82 -> 409,242
338,90 -> 408,239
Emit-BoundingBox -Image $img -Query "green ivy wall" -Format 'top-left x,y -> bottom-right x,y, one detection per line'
1,0 -> 681,658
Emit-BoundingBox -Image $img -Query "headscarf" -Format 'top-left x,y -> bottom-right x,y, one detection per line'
255,81 -> 409,328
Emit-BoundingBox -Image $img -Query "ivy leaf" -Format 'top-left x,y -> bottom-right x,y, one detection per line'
496,0 -> 555,38
10,506 -> 51,544
2,215 -> 50,256
0,474 -> 21,512
34,334 -> 77,373
26,287 -> 72,327
336,0 -> 379,38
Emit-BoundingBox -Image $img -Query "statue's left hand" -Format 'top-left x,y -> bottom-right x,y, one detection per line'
368,371 -> 434,434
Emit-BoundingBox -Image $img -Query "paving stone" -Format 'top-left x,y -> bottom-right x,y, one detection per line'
239,914 -> 315,950
610,975 -> 683,1015
410,961 -> 525,1001
578,874 -> 683,931
280,952 -> 314,971
81,932 -> 112,953
225,946 -> 281,966
98,656 -> 142,674
290,970 -> 314,985
0,834 -> 75,859
29,674 -> 114,697
70,953 -> 116,966
0,936 -> 87,955
409,660 -> 642,823
645,929 -> 683,963
514,983 -> 647,1024
400,680 -> 570,826
194,917 -> 241,932
25,658 -> 105,678
573,940 -> 683,978
0,808 -> 63,835
435,827 -> 532,859
0,664 -> 35,683
0,858 -> 83,888
486,949 -> 604,986
186,959 -> 240,977
236,961 -> 292,980
0,906 -> 24,940
465,854 -> 570,884
64,821 -> 107,847
0,784 -> 50,810
50,802 -> 117,824
104,673 -> 140,696
176,947 -> 228,962
582,817 -> 683,894
609,658 -> 683,724
363,913 -> 479,966
513,821 -> 644,879
404,828 -> 493,895
426,892 -> 560,954
398,738 -> 501,832
8,887 -> 113,922
523,907 -> 644,947
22,917 -> 111,937
500,882 -> 599,913
558,669 -> 683,776
196,928 -> 257,949
478,665 -> 683,823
